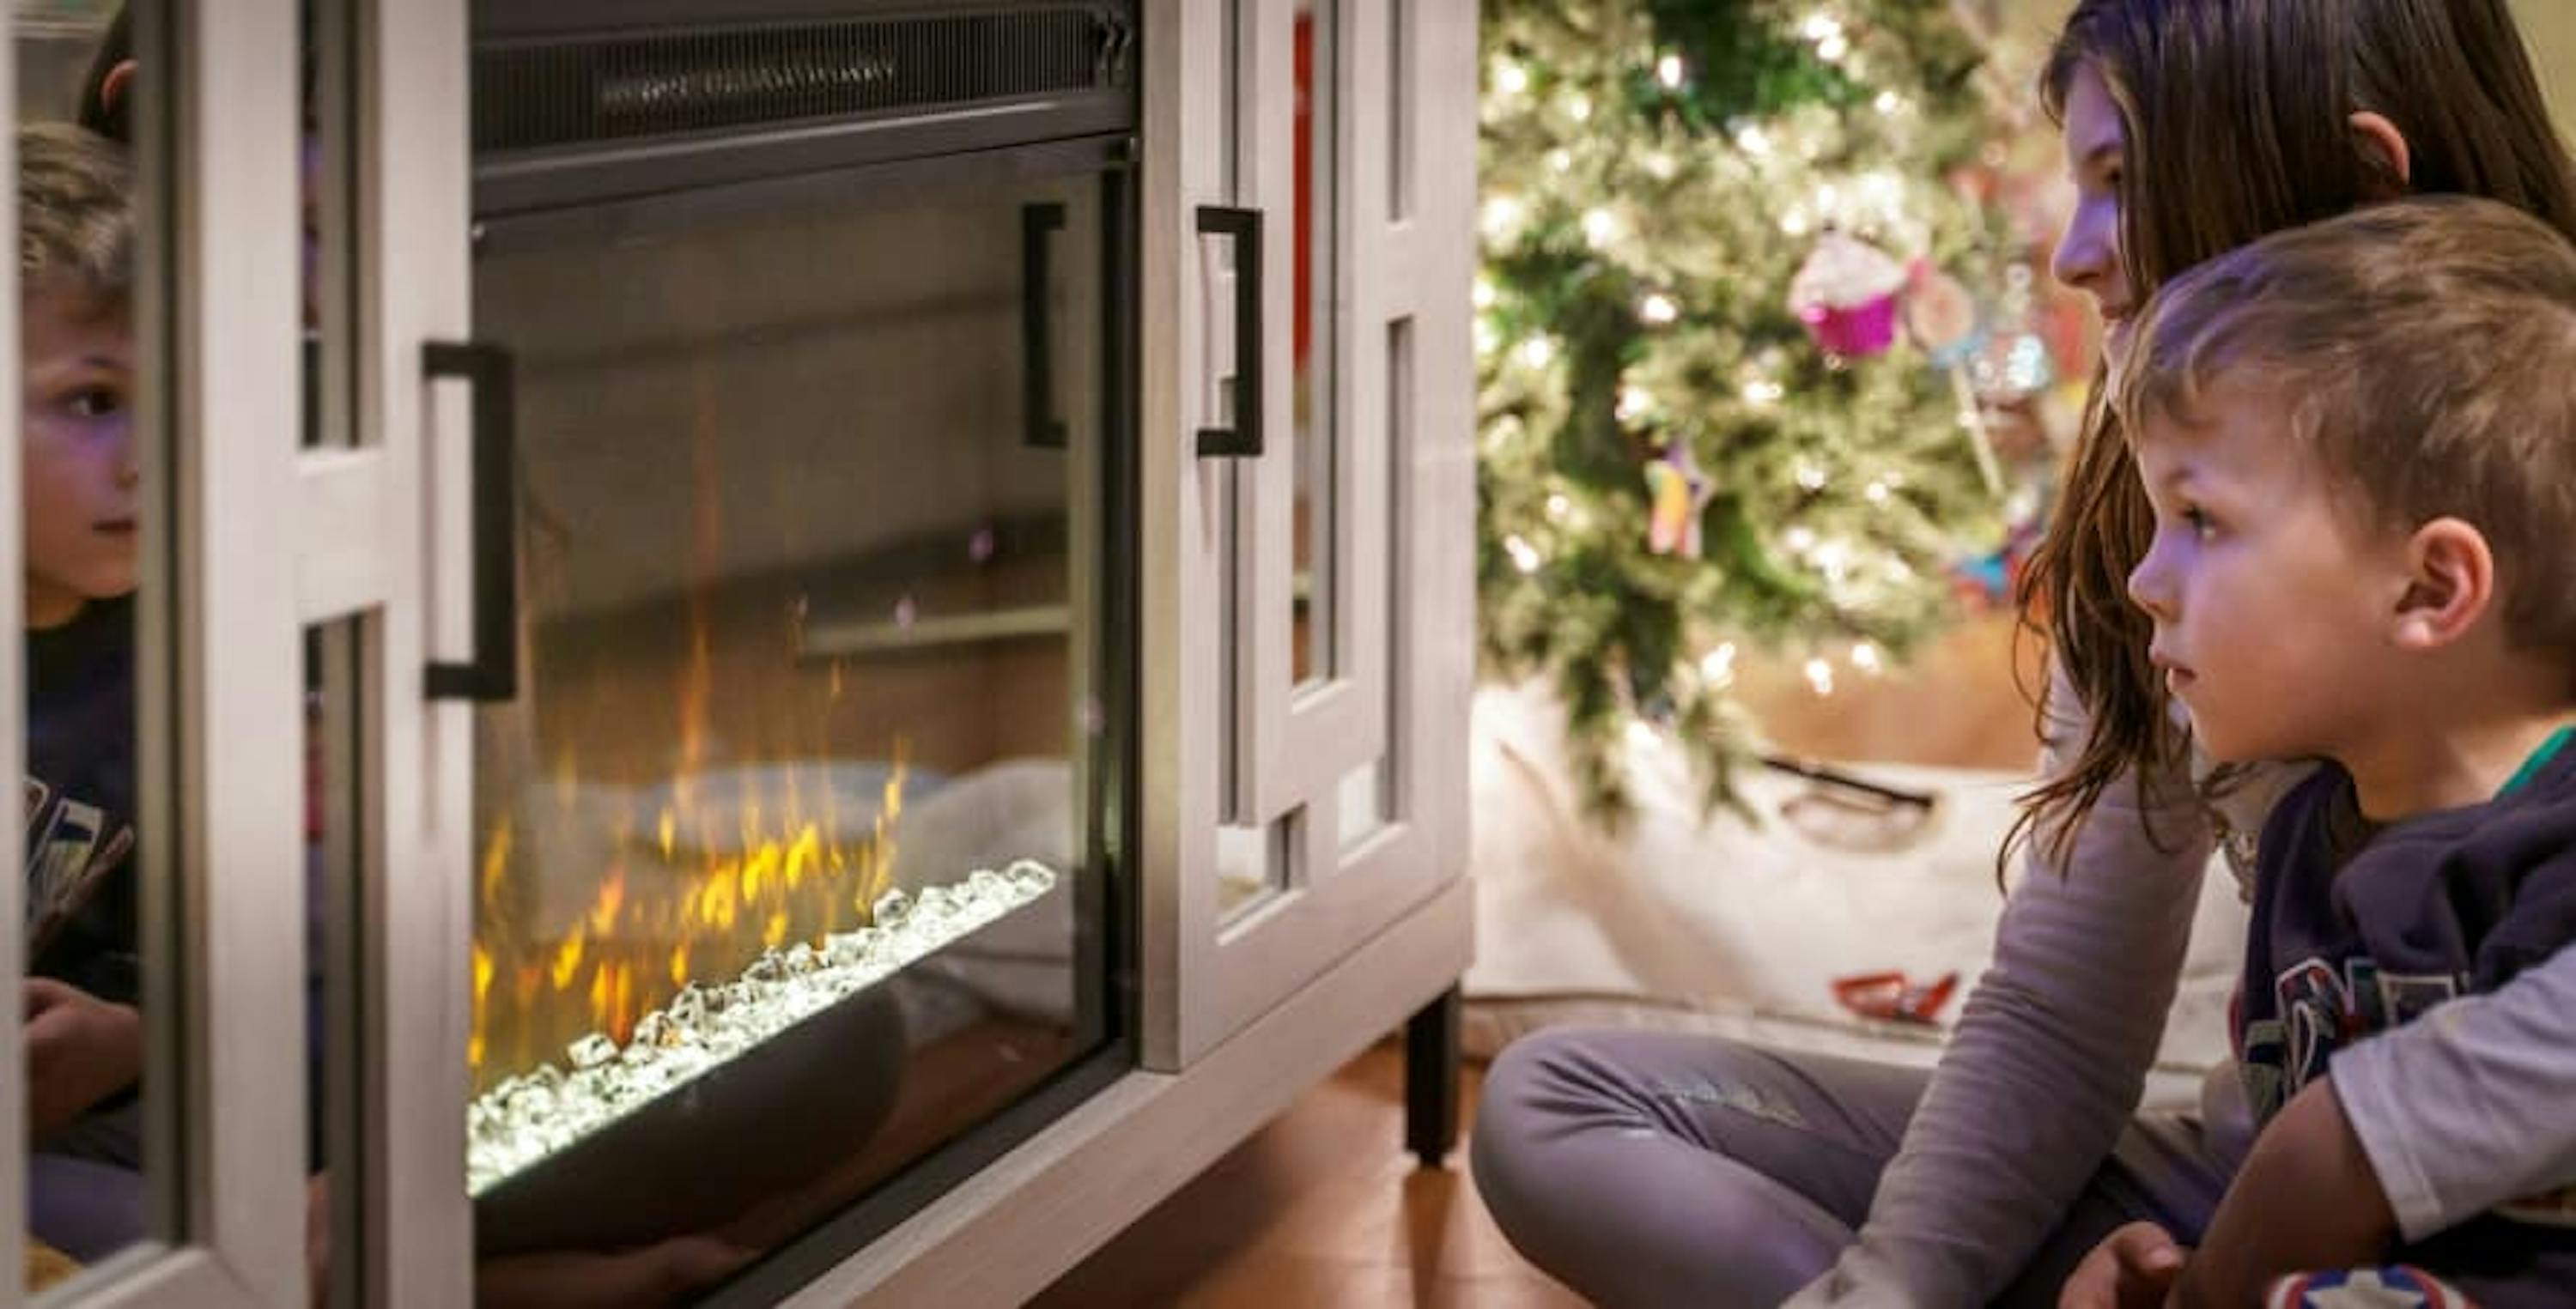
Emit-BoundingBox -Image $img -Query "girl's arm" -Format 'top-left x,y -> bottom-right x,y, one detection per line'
1789,661 -> 2216,1306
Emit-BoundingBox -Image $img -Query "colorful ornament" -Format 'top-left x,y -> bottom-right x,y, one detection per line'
1902,260 -> 1983,367
1967,264 -> 2057,405
1644,439 -> 1716,557
1789,230 -> 1908,358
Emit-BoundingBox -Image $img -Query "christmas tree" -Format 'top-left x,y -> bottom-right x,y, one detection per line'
1478,0 -> 2027,823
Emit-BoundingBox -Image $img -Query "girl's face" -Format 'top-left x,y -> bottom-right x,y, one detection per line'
2051,62 -> 2136,358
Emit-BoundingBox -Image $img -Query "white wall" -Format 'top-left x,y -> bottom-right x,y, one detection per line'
2512,0 -> 2576,149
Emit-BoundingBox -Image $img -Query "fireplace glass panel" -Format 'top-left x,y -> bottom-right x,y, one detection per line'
463,161 -> 1124,1289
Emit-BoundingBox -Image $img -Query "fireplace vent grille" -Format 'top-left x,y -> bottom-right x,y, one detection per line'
475,6 -> 1133,155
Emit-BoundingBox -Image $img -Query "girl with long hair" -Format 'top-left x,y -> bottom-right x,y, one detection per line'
1472,3 -> 2576,1304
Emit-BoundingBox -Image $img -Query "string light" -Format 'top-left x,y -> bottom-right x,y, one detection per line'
1546,493 -> 1573,521
1804,657 -> 1837,697
1479,194 -> 1526,239
1473,276 -> 1497,310
1583,208 -> 1622,246
1517,336 -> 1557,368
1506,535 -> 1544,574
1701,643 -> 1740,686
1496,61 -> 1530,96
1795,463 -> 1828,491
1657,53 -> 1686,88
1742,378 -> 1785,405
1639,293 -> 1680,324
1850,641 -> 1883,674
1617,385 -> 1654,421
1736,125 -> 1773,156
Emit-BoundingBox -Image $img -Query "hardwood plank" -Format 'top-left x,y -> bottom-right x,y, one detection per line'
1030,1046 -> 1583,1308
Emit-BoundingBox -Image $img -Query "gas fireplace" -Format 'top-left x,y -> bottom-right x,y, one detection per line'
459,3 -> 1137,1299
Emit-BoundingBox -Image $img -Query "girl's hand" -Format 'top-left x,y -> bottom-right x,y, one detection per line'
2060,1221 -> 2190,1309
25,977 -> 141,1134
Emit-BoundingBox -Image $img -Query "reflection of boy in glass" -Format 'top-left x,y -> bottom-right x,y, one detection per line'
18,121 -> 145,1264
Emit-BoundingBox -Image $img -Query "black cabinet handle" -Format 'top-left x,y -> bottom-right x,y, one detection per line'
424,340 -> 519,702
1195,205 -> 1263,458
1023,202 -> 1069,449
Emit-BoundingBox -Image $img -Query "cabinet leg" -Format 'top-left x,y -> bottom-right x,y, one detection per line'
1404,984 -> 1462,1169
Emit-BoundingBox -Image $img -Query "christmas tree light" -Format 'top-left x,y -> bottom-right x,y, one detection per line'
1479,0 -> 2018,822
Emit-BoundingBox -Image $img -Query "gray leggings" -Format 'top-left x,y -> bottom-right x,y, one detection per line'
1470,1027 -> 2240,1308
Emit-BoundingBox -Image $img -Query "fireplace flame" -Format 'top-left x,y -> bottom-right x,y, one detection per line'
468,746 -> 910,1084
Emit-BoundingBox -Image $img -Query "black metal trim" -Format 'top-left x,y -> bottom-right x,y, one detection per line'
1023,200 -> 1069,448
422,341 -> 519,702
1194,204 -> 1264,459
474,0 -> 1118,38
469,1 -> 1137,217
473,131 -> 1128,253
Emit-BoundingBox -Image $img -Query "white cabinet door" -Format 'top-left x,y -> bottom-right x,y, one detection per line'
1142,0 -> 1473,1069
4,2 -> 320,1306
296,0 -> 477,1302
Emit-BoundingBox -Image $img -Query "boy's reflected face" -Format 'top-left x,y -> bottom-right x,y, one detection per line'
21,283 -> 137,629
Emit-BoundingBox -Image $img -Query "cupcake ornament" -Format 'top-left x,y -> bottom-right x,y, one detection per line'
1788,229 -> 1908,359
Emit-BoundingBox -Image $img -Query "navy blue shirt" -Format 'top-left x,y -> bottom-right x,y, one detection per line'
2242,739 -> 2576,1292
24,597 -> 137,1005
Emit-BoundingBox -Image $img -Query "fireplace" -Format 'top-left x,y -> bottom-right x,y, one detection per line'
459,3 -> 1137,1299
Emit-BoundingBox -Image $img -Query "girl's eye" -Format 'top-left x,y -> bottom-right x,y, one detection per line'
2183,506 -> 2215,539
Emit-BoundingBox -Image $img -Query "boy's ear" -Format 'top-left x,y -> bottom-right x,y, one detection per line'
2391,517 -> 2493,652
100,59 -> 135,117
2349,111 -> 2413,197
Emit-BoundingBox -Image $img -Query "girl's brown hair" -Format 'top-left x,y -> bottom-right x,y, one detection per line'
2015,0 -> 2576,869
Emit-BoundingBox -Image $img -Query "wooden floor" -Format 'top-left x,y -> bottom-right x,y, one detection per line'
1028,1043 -> 1586,1309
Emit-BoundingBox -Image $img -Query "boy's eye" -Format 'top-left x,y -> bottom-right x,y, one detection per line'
65,386 -> 123,420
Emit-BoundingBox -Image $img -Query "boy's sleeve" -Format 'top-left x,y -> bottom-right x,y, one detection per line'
2333,948 -> 2576,1242
2336,823 -> 2576,1245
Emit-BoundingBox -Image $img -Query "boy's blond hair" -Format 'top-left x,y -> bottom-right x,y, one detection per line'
2116,195 -> 2576,655
17,122 -> 131,305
